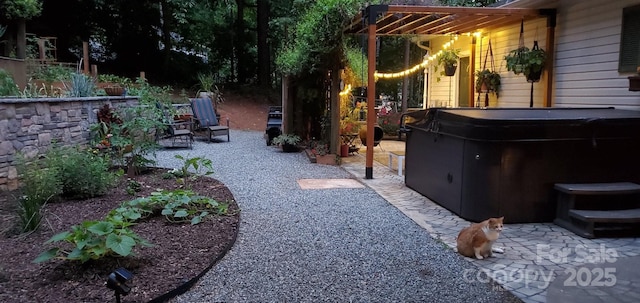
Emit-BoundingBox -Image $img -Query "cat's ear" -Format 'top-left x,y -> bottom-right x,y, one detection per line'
498,216 -> 504,221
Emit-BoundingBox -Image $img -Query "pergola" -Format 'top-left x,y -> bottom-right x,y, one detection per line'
344,4 -> 556,179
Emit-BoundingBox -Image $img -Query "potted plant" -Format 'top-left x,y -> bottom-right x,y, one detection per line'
272,134 -> 301,152
436,49 -> 461,77
475,69 -> 501,96
505,44 -> 546,82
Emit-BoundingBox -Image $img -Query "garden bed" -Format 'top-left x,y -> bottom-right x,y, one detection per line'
0,168 -> 240,303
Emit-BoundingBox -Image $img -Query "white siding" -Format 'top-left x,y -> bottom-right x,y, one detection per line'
553,0 -> 640,110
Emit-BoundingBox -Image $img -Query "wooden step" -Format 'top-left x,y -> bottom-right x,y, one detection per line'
554,182 -> 640,195
569,208 -> 640,223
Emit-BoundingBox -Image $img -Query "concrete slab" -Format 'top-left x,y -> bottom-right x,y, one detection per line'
297,178 -> 365,189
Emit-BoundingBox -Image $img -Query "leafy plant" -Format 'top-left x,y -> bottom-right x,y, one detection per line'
0,68 -> 19,96
15,155 -> 61,232
125,179 -> 142,195
67,72 -> 95,97
377,113 -> 401,136
435,48 -> 461,79
34,219 -> 151,263
170,154 -> 214,188
504,45 -> 546,78
34,189 -> 230,264
272,133 -> 301,146
475,69 -> 501,96
2,0 -> 43,20
197,72 -> 215,92
44,146 -> 118,199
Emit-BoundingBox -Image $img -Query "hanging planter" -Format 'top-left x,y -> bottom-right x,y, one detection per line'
505,44 -> 546,82
444,63 -> 457,76
436,48 -> 460,78
475,69 -> 501,96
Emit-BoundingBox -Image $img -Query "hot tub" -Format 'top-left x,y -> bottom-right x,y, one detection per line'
405,107 -> 640,223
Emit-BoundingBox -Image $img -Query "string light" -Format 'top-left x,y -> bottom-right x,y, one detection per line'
366,32 -> 481,80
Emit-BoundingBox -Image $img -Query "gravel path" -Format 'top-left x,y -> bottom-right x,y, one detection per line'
154,130 -> 521,303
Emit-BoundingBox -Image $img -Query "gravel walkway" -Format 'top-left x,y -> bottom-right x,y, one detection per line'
154,130 -> 521,303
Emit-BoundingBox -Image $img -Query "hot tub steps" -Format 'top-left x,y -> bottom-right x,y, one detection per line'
554,182 -> 640,238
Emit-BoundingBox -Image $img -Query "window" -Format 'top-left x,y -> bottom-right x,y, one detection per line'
619,4 -> 640,73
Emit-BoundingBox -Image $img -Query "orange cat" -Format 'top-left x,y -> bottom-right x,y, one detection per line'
456,217 -> 504,259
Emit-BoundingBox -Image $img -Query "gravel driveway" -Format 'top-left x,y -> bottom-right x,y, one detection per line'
154,130 -> 521,303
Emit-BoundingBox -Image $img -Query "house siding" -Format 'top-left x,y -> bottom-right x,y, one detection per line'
553,0 -> 640,110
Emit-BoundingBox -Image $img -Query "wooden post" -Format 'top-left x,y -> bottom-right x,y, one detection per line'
365,9 -> 379,179
91,64 -> 98,77
139,71 -> 146,80
543,10 -> 557,107
83,42 -> 90,74
469,36 -> 476,107
330,68 -> 340,156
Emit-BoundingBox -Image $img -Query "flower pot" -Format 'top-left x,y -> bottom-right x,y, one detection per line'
282,143 -> 299,153
628,76 -> 640,91
104,86 -> 125,96
340,144 -> 349,157
526,69 -> 542,83
513,64 -> 524,74
444,64 -> 457,76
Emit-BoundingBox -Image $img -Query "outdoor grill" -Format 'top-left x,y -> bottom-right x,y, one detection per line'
266,106 -> 282,145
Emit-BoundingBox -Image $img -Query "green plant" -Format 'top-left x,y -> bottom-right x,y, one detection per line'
435,48 -> 461,80
272,133 -> 301,146
475,69 -> 501,96
377,113 -> 402,136
0,68 -> 19,96
15,155 -> 61,232
170,154 -> 214,188
67,72 -> 95,97
34,189 -> 230,264
18,78 -> 42,98
197,72 -> 215,92
34,218 -> 151,263
2,0 -> 43,20
44,146 -> 118,199
125,179 -> 142,195
504,46 -> 546,78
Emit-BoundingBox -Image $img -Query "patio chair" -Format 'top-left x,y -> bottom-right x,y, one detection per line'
155,102 -> 194,149
190,97 -> 230,142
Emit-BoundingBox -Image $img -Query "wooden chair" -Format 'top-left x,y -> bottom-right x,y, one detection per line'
190,97 -> 230,142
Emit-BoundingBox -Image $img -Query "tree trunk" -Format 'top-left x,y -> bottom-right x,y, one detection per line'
235,0 -> 247,84
401,38 -> 410,113
257,0 -> 270,87
17,19 -> 26,59
159,0 -> 173,78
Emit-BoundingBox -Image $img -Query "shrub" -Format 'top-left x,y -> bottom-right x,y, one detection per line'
67,72 -> 95,97
0,68 -> 19,96
44,146 -> 118,199
378,112 -> 402,136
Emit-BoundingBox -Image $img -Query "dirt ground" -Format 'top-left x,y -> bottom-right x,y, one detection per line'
217,91 -> 279,131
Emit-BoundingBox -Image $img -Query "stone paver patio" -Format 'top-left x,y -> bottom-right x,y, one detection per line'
342,140 -> 640,303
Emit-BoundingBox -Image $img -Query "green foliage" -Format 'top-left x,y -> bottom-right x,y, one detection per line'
30,65 -> 73,83
34,189 -> 229,263
0,68 -> 19,96
377,113 -> 401,136
504,46 -> 546,77
344,46 -> 368,87
475,69 -> 501,97
67,73 -> 96,97
197,73 -> 215,92
170,154 -> 214,188
436,48 -> 460,68
1,0 -> 43,19
15,155 -> 61,232
272,134 -> 302,146
125,179 -> 142,195
275,0 -> 364,75
97,74 -> 132,87
44,146 -> 118,199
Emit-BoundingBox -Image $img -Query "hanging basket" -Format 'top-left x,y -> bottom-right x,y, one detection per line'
526,69 -> 542,83
444,64 -> 457,76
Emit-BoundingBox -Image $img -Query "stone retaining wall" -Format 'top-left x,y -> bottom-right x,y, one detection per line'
0,96 -> 139,190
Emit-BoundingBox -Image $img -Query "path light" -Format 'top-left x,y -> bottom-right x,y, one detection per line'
106,267 -> 133,303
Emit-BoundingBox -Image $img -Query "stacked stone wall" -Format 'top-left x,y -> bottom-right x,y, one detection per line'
0,97 -> 138,190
